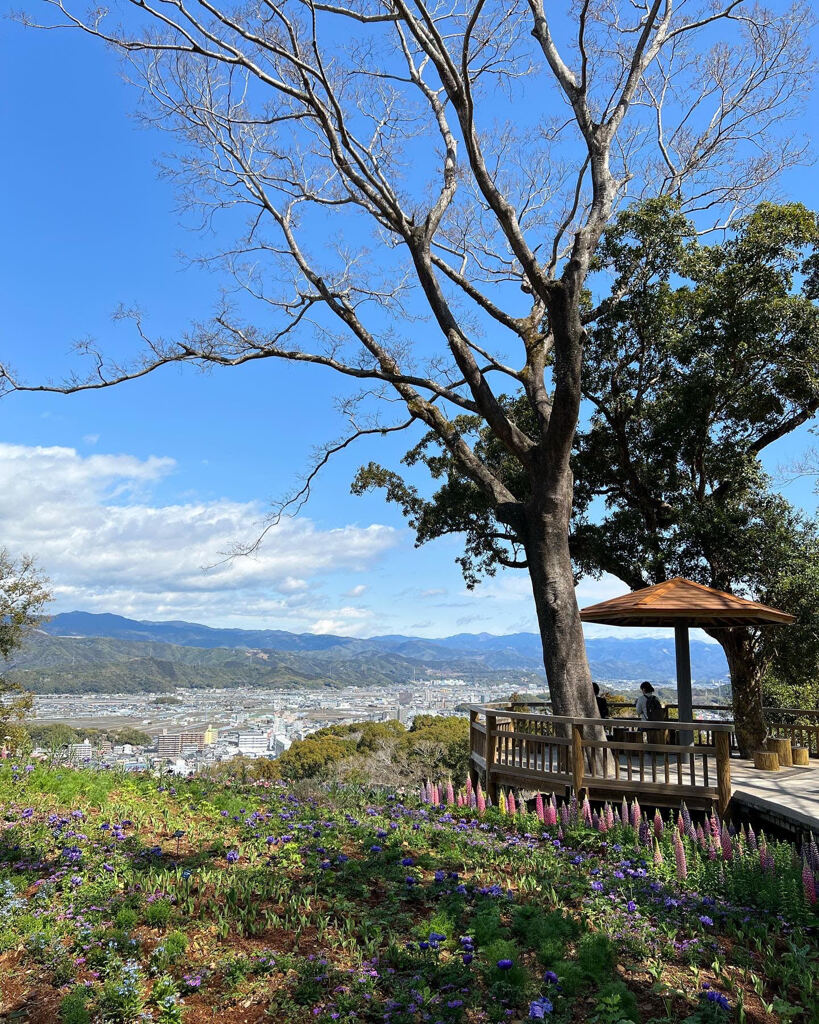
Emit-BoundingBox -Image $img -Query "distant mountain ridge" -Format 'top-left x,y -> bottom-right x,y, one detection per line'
23,610 -> 731,693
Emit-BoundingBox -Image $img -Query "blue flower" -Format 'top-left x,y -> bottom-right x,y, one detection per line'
699,915 -> 714,927
705,990 -> 730,1011
497,959 -> 514,970
529,997 -> 553,1018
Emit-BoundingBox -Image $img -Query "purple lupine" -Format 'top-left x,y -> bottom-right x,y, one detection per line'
638,818 -> 651,847
681,802 -> 692,834
759,841 -> 775,874
747,823 -> 758,852
420,782 -> 427,804
560,801 -> 570,826
569,795 -> 578,824
535,793 -> 544,823
802,859 -> 817,905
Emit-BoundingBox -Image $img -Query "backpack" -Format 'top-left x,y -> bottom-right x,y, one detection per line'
645,694 -> 664,721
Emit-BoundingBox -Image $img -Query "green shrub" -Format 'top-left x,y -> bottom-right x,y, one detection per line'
577,932 -> 616,983
594,980 -> 640,1023
145,899 -> 172,929
59,987 -> 92,1024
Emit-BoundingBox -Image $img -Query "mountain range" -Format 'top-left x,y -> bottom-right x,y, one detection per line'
0,610 -> 730,695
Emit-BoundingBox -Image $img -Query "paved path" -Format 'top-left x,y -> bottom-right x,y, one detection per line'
730,759 -> 819,835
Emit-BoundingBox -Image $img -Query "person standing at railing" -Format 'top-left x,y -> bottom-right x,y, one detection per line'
593,683 -> 610,719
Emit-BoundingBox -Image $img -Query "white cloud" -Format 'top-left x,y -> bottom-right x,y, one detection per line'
345,583 -> 368,597
0,442 -> 398,632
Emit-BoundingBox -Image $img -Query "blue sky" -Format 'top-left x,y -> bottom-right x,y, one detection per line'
1,8 -> 817,638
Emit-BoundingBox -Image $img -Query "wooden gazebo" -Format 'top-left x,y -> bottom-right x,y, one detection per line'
580,577 -> 794,738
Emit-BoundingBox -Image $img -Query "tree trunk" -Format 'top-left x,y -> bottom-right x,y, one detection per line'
715,627 -> 767,758
523,474 -> 597,720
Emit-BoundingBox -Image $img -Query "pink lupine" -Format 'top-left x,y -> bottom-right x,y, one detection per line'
653,809 -> 663,840
582,797 -> 592,826
747,823 -> 758,852
677,811 -> 685,835
759,841 -> 775,874
535,793 -> 545,823
721,825 -> 733,861
803,859 -> 817,905
507,790 -> 516,816
544,797 -> 557,827
709,810 -> 720,839
708,838 -> 718,861
673,831 -> 688,880
560,801 -> 570,826
653,840 -> 664,866
557,826 -> 564,841
630,799 -> 641,829
465,777 -> 474,800
433,783 -> 442,806
696,824 -> 707,850
456,792 -> 464,807
446,779 -> 455,806
606,803 -> 615,830
477,782 -> 486,815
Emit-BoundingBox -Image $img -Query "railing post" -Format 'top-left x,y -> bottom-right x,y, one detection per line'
572,722 -> 585,798
716,731 -> 732,820
469,710 -> 479,791
485,711 -> 498,804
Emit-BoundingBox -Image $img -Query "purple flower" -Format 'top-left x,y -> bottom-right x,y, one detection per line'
226,850 -> 239,864
497,959 -> 514,970
699,915 -> 714,927
529,997 -> 553,1018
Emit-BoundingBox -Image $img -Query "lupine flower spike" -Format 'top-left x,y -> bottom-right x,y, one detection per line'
535,793 -> 545,823
498,790 -> 507,815
653,809 -> 663,839
673,830 -> 688,880
582,797 -> 592,826
476,782 -> 486,815
507,790 -> 516,816
803,858 -> 817,905
446,779 -> 455,805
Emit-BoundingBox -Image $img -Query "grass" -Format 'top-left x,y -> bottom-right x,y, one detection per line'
0,762 -> 816,1023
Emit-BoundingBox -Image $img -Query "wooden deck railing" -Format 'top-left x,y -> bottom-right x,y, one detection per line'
763,708 -> 819,757
469,705 -> 735,816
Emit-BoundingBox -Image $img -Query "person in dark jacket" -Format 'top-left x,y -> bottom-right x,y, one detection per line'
593,682 -> 610,719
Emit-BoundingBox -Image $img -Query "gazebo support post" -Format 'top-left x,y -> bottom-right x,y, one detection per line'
675,625 -> 694,746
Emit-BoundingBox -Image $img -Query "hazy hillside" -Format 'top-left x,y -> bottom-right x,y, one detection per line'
6,610 -> 733,693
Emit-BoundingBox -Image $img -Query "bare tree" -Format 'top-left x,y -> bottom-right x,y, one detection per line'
4,0 -> 813,717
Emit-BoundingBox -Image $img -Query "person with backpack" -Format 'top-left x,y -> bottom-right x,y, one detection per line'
636,681 -> 664,722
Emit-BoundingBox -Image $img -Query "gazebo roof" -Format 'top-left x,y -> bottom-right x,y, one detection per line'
579,577 -> 795,628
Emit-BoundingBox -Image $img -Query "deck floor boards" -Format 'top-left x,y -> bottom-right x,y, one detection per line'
729,760 -> 819,834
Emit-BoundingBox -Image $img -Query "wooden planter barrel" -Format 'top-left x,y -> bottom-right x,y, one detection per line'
765,736 -> 793,767
792,746 -> 810,767
754,750 -> 780,771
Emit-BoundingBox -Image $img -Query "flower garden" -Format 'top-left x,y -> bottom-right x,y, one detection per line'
0,763 -> 817,1023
